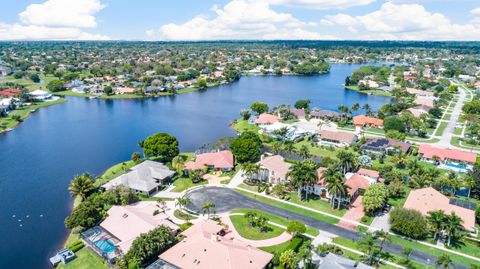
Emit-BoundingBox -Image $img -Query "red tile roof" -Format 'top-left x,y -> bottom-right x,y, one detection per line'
353,115 -> 383,127
345,173 -> 371,197
290,108 -> 305,118
184,150 -> 234,170
316,167 -> 327,185
255,113 -> 279,125
357,168 -> 379,179
0,88 -> 22,97
418,144 -> 477,163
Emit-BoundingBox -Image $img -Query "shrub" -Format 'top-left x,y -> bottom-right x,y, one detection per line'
389,208 -> 428,239
179,222 -> 193,231
68,240 -> 85,252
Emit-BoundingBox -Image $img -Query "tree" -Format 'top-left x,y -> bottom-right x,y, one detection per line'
47,79 -> 65,92
294,99 -> 311,110
250,102 -> 269,115
362,184 -> 388,214
104,85 -> 113,95
374,230 -> 391,262
279,249 -> 297,269
336,150 -> 358,174
427,210 -> 446,240
435,254 -> 453,269
384,117 -> 406,133
175,195 -> 192,213
241,162 -> 260,183
30,73 -> 40,83
287,159 -> 318,200
142,133 -> 179,162
286,220 -> 306,237
298,144 -> 310,159
386,130 -> 407,141
325,169 -> 348,209
201,200 -> 215,218
444,213 -> 464,246
171,155 -> 186,173
240,109 -> 251,120
230,131 -> 262,163
389,208 -> 428,239
358,233 -> 379,265
195,78 -> 208,89
131,151 -> 141,163
68,173 -> 95,201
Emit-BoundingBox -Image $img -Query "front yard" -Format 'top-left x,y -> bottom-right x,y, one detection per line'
230,214 -> 284,240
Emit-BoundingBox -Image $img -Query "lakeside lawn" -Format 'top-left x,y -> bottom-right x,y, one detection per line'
294,140 -> 338,159
231,208 -> 319,236
232,119 -> 260,133
344,85 -> 392,97
57,248 -> 107,269
94,159 -> 137,187
230,214 -> 284,240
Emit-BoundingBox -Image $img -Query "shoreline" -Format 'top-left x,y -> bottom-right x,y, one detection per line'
344,85 -> 392,97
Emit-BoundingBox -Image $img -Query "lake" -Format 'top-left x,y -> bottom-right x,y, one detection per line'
0,63 -> 390,269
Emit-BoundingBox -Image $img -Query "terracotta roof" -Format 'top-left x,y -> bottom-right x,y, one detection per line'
406,88 -> 434,97
159,220 -> 273,269
255,113 -> 279,124
316,167 -> 327,185
100,201 -> 179,253
257,155 -> 292,180
185,150 -> 234,170
345,173 -> 371,196
290,108 -> 306,118
418,144 -> 477,163
414,99 -> 434,109
0,88 -> 22,97
318,130 -> 357,144
403,187 -> 476,231
353,115 -> 384,127
357,168 -> 379,179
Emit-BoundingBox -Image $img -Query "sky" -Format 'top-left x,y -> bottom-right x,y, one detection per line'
0,0 -> 480,41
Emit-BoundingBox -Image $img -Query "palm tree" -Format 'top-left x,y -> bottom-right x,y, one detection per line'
336,150 -> 358,174
444,213 -> 464,246
435,254 -> 453,269
68,173 -> 95,201
391,152 -> 408,169
298,144 -> 310,159
287,159 -> 318,200
362,104 -> 373,116
427,210 -> 446,240
461,174 -> 476,198
325,171 -> 348,209
351,103 -> 360,114
271,140 -> 282,155
175,195 -> 192,213
358,233 -> 379,266
283,140 -> 295,153
338,105 -> 349,121
241,162 -> 260,183
201,200 -> 216,219
171,155 -> 186,173
374,230 -> 391,262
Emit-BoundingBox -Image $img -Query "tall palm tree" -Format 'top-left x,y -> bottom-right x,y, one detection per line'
427,210 -> 446,240
241,162 -> 260,183
336,150 -> 358,174
362,104 -> 373,116
175,195 -> 192,213
374,230 -> 391,262
271,140 -> 282,155
298,144 -> 310,159
68,173 -> 95,201
201,200 -> 216,219
325,171 -> 348,209
338,105 -> 349,122
461,174 -> 476,198
283,140 -> 295,153
444,213 -> 464,246
435,254 -> 453,269
287,159 -> 318,200
358,233 -> 379,266
391,152 -> 408,169
351,103 -> 360,114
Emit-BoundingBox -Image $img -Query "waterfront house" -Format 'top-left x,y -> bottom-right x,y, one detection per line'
403,187 -> 476,231
414,99 -> 434,110
150,219 -> 273,269
257,155 -> 292,184
184,150 -> 234,174
103,160 -> 175,195
255,113 -> 279,125
406,88 -> 435,97
361,137 -> 411,156
114,87 -> 135,95
310,109 -> 341,120
317,130 -> 358,147
29,90 -> 52,101
418,144 -> 477,171
353,115 -> 383,129
82,201 -> 179,262
290,108 -> 306,119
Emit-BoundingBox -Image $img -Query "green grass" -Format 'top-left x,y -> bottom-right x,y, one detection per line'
238,183 -> 259,192
260,235 -> 306,254
230,214 -> 284,240
365,128 -> 385,135
287,192 -> 346,217
451,137 -> 480,150
234,188 -> 341,224
443,114 -> 452,121
344,85 -> 392,97
57,248 -> 107,269
387,188 -> 410,208
171,176 -> 207,192
434,122 -> 448,136
174,209 -> 197,220
94,159 -> 137,187
0,98 -> 67,133
55,90 -> 94,97
294,140 -> 338,159
454,127 -> 463,136
231,119 -> 260,133
231,208 -> 319,236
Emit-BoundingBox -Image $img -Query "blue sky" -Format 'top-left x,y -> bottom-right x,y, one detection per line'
1,0 -> 480,40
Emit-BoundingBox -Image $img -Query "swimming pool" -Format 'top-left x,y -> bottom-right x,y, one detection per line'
94,239 -> 116,254
444,162 -> 469,171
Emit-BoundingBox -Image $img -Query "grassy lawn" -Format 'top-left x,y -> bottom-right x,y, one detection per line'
294,140 -> 338,159
0,98 -> 67,133
443,114 -> 452,121
451,137 -> 480,150
365,128 -> 385,135
171,176 -> 207,192
174,209 -> 197,220
94,159 -> 137,187
344,85 -> 392,97
287,193 -> 346,217
234,189 -> 341,224
230,214 -> 284,240
454,127 -> 463,136
231,119 -> 260,133
57,248 -> 107,269
434,122 -> 448,136
231,208 -> 319,236
238,183 -> 259,192
387,187 -> 410,208
260,235 -> 308,254
406,136 -> 440,143
55,90 -> 94,97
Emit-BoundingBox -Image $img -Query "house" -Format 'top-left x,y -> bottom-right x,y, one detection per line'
257,155 -> 292,184
153,219 -> 273,269
255,113 -> 279,125
418,144 -> 477,171
82,201 -> 180,262
353,115 -> 383,129
362,137 -> 411,155
29,90 -> 52,101
290,108 -> 306,119
103,160 -> 175,195
0,88 -> 22,97
414,99 -> 434,110
358,79 -> 379,88
114,87 -> 135,94
318,130 -> 358,147
310,109 -> 341,120
314,253 -> 374,269
303,167 -> 329,198
184,150 -> 234,174
0,65 -> 12,76
403,187 -> 476,231
407,107 -> 428,118
406,88 -> 435,97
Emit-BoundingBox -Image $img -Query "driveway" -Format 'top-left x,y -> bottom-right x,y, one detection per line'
337,196 -> 364,230
187,186 -> 466,269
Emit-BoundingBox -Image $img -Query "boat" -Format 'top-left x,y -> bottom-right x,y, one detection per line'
88,96 -> 97,99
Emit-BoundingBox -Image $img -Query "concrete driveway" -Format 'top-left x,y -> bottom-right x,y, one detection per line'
187,186 -> 466,269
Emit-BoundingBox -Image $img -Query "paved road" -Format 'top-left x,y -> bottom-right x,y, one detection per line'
436,84 -> 467,148
187,186 -> 467,269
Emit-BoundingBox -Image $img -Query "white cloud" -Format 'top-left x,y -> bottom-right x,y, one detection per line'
321,2 -> 480,40
265,0 -> 376,9
0,0 -> 108,40
471,8 -> 480,15
154,0 -> 335,40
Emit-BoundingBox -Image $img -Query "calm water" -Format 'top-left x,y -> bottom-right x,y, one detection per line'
0,63 -> 390,269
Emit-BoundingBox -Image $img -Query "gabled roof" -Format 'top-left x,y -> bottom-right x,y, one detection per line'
353,115 -> 383,127
257,155 -> 292,180
255,113 -> 279,124
100,201 -> 179,253
345,173 -> 371,196
159,220 -> 273,269
418,144 -> 477,163
184,150 -> 234,170
357,168 -> 379,179
318,130 -> 357,144
403,187 -> 476,231
290,108 -> 306,118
